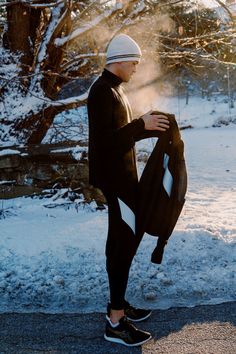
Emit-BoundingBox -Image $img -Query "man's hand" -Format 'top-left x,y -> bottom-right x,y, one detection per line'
141,110 -> 170,131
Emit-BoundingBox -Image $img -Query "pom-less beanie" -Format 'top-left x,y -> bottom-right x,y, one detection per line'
106,34 -> 142,65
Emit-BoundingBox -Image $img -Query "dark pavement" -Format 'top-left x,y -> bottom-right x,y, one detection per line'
0,301 -> 235,353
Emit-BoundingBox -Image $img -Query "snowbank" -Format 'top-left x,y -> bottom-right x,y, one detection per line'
0,122 -> 235,313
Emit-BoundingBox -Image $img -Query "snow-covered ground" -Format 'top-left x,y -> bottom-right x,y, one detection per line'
0,95 -> 236,313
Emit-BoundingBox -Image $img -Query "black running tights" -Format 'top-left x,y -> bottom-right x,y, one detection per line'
102,189 -> 143,310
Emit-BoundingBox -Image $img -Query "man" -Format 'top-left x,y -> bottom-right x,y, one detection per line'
87,34 -> 169,347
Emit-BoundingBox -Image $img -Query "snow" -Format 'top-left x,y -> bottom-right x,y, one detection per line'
1,92 -> 46,124
0,149 -> 20,156
43,106 -> 88,144
37,1 -> 65,63
42,94 -> 236,145
50,146 -> 87,160
54,8 -> 115,47
0,181 -> 16,185
0,95 -> 236,314
149,94 -> 236,129
0,48 -> 49,145
29,3 -> 60,8
52,92 -> 88,106
29,1 -> 66,91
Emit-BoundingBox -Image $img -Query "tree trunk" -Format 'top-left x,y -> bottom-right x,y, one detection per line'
3,1 -> 69,144
5,2 -> 41,76
42,8 -> 72,98
11,106 -> 61,144
11,100 -> 86,145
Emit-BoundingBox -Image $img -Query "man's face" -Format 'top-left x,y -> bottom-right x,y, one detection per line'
117,61 -> 139,82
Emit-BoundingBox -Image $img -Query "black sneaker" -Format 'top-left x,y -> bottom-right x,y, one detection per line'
107,301 -> 152,323
124,301 -> 152,322
104,316 -> 152,347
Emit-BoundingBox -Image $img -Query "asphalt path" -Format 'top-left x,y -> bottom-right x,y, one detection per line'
0,301 -> 235,354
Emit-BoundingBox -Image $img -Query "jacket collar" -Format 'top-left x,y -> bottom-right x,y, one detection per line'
102,68 -> 123,87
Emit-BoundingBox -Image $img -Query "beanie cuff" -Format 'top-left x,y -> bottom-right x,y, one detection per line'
106,55 -> 141,65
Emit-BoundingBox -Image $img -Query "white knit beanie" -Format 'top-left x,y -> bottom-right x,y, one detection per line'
106,34 -> 142,65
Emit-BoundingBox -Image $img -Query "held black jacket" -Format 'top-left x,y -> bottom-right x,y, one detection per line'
87,68 -> 157,195
137,113 -> 188,264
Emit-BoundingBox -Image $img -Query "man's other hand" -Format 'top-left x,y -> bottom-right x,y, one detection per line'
141,111 -> 170,131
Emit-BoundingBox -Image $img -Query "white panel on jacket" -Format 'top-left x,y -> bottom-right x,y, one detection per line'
163,153 -> 173,197
118,198 -> 136,234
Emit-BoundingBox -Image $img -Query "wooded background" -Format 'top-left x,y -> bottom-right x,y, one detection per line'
0,0 -> 235,146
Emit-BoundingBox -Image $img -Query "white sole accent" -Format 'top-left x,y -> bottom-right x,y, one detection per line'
118,198 -> 135,234
104,334 -> 152,347
126,311 -> 152,322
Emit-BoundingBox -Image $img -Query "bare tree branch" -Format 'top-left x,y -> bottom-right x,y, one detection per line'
54,5 -> 121,47
0,0 -> 60,8
51,92 -> 88,107
213,0 -> 235,22
60,53 -> 105,71
29,1 -> 66,91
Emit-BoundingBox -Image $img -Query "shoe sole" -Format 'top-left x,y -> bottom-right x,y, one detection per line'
126,311 -> 152,323
104,334 -> 152,347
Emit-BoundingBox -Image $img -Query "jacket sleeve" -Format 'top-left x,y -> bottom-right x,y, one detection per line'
88,83 -> 145,155
134,129 -> 161,142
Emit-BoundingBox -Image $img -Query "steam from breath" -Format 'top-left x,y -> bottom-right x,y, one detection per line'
126,59 -> 175,117
91,10 -> 176,116
125,13 -> 176,117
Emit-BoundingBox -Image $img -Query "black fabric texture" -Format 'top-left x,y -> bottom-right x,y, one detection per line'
88,68 -> 147,194
137,112 -> 188,264
87,68 -> 161,310
88,69 -> 187,307
102,188 -> 143,310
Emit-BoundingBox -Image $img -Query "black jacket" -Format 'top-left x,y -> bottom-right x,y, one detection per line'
88,68 -> 152,194
137,113 -> 187,264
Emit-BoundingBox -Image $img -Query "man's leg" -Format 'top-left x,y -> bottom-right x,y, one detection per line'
101,189 -> 151,347
102,189 -> 143,320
